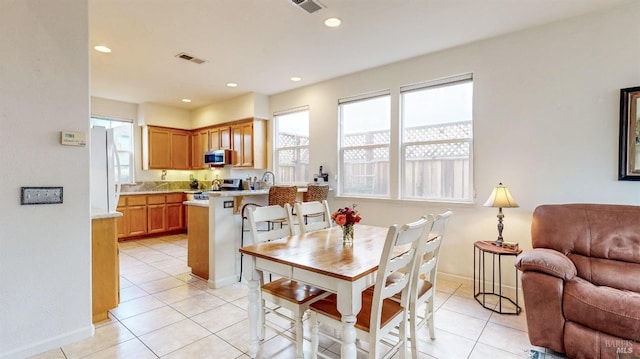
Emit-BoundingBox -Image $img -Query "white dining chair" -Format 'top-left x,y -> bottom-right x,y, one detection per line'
308,216 -> 432,359
405,209 -> 452,357
247,203 -> 328,359
294,200 -> 332,234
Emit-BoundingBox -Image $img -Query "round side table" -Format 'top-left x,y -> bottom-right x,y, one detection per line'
473,240 -> 522,315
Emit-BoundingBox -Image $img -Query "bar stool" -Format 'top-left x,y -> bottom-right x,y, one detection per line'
303,183 -> 329,202
301,183 -> 329,224
239,186 -> 297,281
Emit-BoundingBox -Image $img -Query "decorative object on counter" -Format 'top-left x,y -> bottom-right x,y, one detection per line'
483,182 -> 519,247
315,165 -> 329,183
331,204 -> 362,244
211,178 -> 220,191
190,178 -> 199,189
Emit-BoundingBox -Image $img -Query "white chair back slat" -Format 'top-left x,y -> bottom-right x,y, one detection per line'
411,209 -> 452,301
370,216 -> 434,333
247,204 -> 294,244
295,200 -> 332,234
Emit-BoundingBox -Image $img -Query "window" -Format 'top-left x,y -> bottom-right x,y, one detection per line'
91,117 -> 135,184
336,75 -> 473,202
401,75 -> 473,201
274,109 -> 309,183
339,93 -> 391,197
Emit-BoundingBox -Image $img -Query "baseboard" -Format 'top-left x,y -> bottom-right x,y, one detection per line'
437,271 -> 524,301
208,274 -> 238,289
1,324 -> 94,359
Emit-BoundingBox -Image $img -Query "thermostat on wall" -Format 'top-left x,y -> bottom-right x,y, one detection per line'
61,131 -> 86,146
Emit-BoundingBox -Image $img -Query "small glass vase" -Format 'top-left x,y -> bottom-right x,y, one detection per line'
342,224 -> 354,244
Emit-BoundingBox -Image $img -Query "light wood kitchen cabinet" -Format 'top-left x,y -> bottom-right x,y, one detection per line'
208,125 -> 231,151
166,193 -> 185,230
209,127 -> 220,151
126,205 -> 148,236
147,125 -> 191,170
191,129 -> 209,169
92,216 -> 119,323
117,193 -> 186,240
116,195 -> 147,239
231,118 -> 266,168
147,194 -> 167,234
219,126 -> 231,149
187,206 -> 209,279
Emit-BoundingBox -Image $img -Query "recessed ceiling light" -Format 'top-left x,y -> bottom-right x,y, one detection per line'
290,76 -> 302,82
226,82 -> 238,88
181,98 -> 191,103
324,17 -> 342,28
94,45 -> 112,53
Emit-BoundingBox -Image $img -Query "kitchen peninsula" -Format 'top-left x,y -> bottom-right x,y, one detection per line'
184,187 -> 309,288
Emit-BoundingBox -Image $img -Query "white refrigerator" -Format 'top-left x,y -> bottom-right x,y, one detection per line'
90,126 -> 122,213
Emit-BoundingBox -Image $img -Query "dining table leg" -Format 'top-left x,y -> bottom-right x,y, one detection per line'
336,284 -> 361,359
247,275 -> 260,358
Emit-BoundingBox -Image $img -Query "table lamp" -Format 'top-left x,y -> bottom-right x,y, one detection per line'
483,182 -> 519,246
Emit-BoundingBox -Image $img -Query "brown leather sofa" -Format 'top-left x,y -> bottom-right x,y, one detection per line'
515,204 -> 640,359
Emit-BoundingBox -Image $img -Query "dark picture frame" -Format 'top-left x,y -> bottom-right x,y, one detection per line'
618,86 -> 640,181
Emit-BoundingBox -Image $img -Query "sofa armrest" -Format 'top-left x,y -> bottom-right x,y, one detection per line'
515,248 -> 577,281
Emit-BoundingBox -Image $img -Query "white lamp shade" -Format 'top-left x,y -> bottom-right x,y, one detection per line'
484,183 -> 519,208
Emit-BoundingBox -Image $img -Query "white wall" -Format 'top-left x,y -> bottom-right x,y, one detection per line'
269,2 -> 640,286
91,96 -> 138,122
0,1 -> 93,358
138,102 -> 190,127
190,92 -> 269,129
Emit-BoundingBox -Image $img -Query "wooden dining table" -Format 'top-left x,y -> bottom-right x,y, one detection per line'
239,224 -> 391,359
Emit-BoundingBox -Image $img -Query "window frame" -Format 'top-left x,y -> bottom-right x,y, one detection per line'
338,91 -> 392,198
399,74 -> 474,202
335,74 -> 474,203
273,107 -> 310,185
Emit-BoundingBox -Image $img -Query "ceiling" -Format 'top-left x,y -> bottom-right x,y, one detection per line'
90,0 -> 629,110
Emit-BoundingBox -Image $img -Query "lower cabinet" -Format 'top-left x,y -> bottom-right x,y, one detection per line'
117,193 -> 186,240
91,216 -> 119,323
187,206 -> 209,279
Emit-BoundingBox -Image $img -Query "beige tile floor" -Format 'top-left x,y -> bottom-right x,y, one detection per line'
29,234 -> 560,359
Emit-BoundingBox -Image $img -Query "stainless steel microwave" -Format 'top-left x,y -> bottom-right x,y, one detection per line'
204,149 -> 232,165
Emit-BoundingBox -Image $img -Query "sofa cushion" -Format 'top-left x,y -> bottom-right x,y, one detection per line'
570,254 -> 640,292
531,204 -> 640,265
564,277 -> 640,341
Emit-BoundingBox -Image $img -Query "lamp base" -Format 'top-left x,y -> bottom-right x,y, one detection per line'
493,237 -> 504,247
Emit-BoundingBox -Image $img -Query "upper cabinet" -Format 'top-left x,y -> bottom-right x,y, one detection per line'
146,118 -> 266,171
231,118 -> 266,169
208,125 -> 231,151
146,125 -> 190,170
191,129 -> 209,169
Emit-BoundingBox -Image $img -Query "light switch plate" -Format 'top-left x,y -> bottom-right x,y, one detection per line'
21,187 -> 63,205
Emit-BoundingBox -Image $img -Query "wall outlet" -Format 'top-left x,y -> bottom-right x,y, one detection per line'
21,187 -> 63,205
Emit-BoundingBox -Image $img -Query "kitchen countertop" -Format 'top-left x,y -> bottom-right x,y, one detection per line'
91,209 -> 123,219
182,188 -> 309,207
120,190 -> 190,195
183,199 -> 209,207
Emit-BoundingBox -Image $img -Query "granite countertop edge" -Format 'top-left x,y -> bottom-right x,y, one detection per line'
91,210 -> 123,219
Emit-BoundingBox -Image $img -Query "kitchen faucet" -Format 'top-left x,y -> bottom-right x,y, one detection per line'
261,171 -> 275,186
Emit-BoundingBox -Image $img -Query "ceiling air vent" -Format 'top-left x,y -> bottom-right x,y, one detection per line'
290,0 -> 324,14
175,52 -> 207,65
